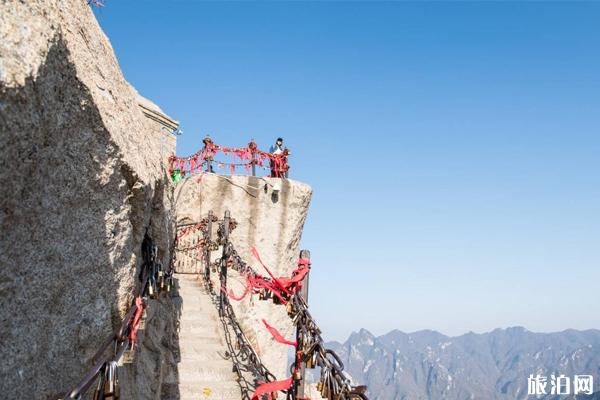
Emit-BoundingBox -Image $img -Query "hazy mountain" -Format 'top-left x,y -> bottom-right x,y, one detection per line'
325,327 -> 600,400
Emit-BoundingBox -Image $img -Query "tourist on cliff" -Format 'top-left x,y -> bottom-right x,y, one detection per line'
202,135 -> 217,173
269,137 -> 289,178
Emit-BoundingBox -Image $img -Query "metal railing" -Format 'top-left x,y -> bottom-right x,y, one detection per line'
168,139 -> 291,181
59,237 -> 173,399
181,210 -> 369,400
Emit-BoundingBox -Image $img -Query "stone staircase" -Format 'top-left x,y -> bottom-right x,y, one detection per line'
174,274 -> 241,400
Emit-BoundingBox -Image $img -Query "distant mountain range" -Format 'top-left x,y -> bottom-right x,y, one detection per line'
325,327 -> 600,400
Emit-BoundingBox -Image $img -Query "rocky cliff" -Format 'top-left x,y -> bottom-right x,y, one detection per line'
0,1 -> 179,398
174,174 -> 313,380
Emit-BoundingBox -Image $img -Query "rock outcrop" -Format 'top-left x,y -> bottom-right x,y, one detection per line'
174,174 -> 312,380
1,1 -> 314,399
0,1 -> 179,398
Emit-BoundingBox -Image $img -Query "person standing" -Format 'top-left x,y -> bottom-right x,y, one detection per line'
269,137 -> 285,177
202,135 -> 217,173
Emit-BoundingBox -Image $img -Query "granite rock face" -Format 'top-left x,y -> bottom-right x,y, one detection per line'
174,173 -> 313,380
0,1 -> 178,399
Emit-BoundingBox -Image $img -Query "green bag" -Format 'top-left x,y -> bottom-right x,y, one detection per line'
172,169 -> 183,184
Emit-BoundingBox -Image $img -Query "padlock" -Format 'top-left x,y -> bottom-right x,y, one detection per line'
138,309 -> 147,331
93,363 -> 106,400
306,351 -> 316,369
321,379 -> 330,398
323,370 -> 332,399
120,343 -> 135,365
294,369 -> 302,380
316,380 -> 323,393
147,282 -> 155,299
103,361 -> 120,399
286,302 -> 294,315
157,270 -> 164,290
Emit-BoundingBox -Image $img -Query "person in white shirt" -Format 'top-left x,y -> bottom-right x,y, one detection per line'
269,137 -> 287,177
269,137 -> 284,155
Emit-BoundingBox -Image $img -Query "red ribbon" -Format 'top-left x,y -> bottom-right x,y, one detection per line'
169,141 -> 290,178
222,277 -> 252,301
128,297 -> 145,345
251,377 -> 294,400
251,247 -> 291,295
262,319 -> 297,347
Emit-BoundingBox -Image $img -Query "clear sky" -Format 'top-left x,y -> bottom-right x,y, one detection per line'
95,1 -> 600,341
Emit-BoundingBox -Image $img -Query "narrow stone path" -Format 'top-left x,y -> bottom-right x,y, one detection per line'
175,274 -> 241,400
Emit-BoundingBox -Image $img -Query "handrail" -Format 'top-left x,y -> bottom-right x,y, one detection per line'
168,138 -> 291,180
58,237 -> 173,399
182,210 -> 370,400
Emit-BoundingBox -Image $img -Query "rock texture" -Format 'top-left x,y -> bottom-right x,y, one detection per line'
174,173 -> 313,381
0,1 -> 178,399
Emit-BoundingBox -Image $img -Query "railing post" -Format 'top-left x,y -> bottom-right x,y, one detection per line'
249,139 -> 257,177
219,210 -> 230,315
204,211 -> 213,280
295,249 -> 310,399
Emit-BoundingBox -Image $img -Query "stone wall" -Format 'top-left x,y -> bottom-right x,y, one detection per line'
174,174 -> 313,380
0,1 -> 179,398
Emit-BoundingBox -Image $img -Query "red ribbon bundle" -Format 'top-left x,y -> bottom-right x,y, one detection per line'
168,140 -> 290,178
128,297 -> 145,345
176,223 -> 204,241
220,250 -> 312,400
251,377 -> 294,400
224,248 -> 311,304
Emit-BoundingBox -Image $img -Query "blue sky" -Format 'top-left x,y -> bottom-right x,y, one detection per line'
95,1 -> 600,341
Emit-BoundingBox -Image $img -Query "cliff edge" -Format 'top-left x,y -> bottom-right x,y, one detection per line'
1,1 -> 178,398
174,174 -> 312,379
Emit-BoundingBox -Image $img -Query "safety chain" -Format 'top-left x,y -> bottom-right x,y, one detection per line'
190,210 -> 369,400
168,138 -> 291,180
195,211 -> 279,399
59,236 -> 173,400
289,294 -> 367,399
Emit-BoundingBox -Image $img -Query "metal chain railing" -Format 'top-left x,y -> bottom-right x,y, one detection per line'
186,210 -> 369,400
168,138 -> 291,181
58,236 -> 173,400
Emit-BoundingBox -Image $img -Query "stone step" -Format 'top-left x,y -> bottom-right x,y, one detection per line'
178,334 -> 223,347
179,303 -> 214,310
175,273 -> 202,280
178,381 -> 241,400
176,280 -> 205,288
177,295 -> 213,305
179,321 -> 220,336
177,302 -> 212,310
179,312 -> 217,322
178,364 -> 237,386
178,361 -> 237,383
172,273 -> 240,398
175,276 -> 203,284
178,345 -> 230,361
